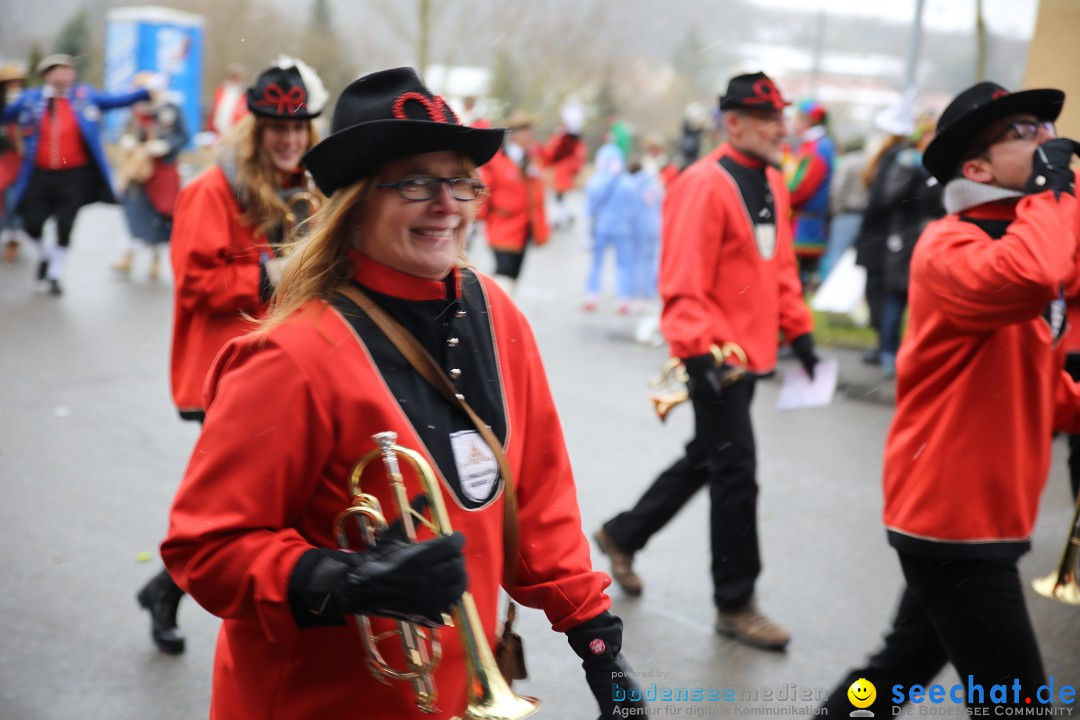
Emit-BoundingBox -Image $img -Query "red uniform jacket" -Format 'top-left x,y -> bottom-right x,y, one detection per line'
162,263 -> 610,719
169,165 -> 270,416
884,191 -> 1080,558
478,149 -> 549,252
207,83 -> 249,135
659,144 -> 812,371
541,130 -> 586,194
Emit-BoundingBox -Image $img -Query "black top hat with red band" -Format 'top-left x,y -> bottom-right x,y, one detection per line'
922,81 -> 1064,183
719,72 -> 790,112
246,58 -> 326,120
303,67 -> 506,196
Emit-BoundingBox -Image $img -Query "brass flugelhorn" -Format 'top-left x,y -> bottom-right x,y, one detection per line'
1031,492 -> 1080,605
335,431 -> 540,719
648,342 -> 748,422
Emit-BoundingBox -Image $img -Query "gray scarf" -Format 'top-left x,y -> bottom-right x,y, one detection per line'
943,178 -> 1023,215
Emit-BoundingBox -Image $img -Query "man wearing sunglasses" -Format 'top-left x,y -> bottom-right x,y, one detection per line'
819,82 -> 1080,715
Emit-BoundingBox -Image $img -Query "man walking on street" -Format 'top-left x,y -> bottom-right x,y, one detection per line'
596,72 -> 818,651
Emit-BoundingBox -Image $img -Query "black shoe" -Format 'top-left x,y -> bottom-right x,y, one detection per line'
37,260 -> 48,281
861,349 -> 881,365
137,569 -> 186,654
47,279 -> 62,296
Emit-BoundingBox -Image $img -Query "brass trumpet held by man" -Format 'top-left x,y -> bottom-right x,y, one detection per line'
649,341 -> 748,422
336,432 -> 540,720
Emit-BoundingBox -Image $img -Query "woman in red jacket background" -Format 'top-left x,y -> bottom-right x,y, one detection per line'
478,111 -> 549,295
136,56 -> 327,656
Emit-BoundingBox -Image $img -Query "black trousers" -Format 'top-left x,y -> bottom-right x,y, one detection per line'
864,271 -> 886,335
493,247 -> 527,280
19,166 -> 94,248
819,552 -> 1047,716
603,377 -> 759,609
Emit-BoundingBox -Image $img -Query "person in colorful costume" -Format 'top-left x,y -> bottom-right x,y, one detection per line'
0,53 -> 149,295
0,62 -> 27,265
785,99 -> 835,287
111,72 -> 189,280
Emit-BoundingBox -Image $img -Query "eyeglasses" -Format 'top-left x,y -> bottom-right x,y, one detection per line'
968,119 -> 1056,158
377,176 -> 487,202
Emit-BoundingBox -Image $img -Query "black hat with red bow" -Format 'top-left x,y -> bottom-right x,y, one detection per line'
246,56 -> 327,120
922,81 -> 1064,183
719,72 -> 790,112
303,67 -> 506,196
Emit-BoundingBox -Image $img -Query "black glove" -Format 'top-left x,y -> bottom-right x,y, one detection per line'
291,531 -> 467,628
1026,138 -> 1080,198
791,333 -> 819,380
566,612 -> 648,719
683,352 -> 723,399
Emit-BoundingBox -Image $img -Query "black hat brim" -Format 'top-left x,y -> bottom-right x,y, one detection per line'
923,88 -> 1064,183
303,120 -> 506,196
718,96 -> 792,112
248,106 -> 322,121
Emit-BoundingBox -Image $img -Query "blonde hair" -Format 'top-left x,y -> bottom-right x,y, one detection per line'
216,114 -> 323,236
259,179 -> 375,333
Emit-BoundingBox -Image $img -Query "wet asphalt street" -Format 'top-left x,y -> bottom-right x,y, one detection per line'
1,198 -> 1077,720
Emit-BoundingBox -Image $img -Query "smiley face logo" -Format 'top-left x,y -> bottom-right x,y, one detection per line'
847,678 -> 876,709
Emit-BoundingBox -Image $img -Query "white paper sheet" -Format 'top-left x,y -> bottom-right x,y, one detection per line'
777,357 -> 838,411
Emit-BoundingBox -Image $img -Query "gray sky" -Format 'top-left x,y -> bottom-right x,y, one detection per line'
751,0 -> 1038,39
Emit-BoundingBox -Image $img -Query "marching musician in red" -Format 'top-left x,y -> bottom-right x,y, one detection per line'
161,67 -> 646,719
818,81 -> 1080,716
136,56 -> 326,656
542,103 -> 587,232
477,111 -> 549,295
596,71 -> 817,651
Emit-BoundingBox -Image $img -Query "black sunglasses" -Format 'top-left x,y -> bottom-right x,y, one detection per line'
377,176 -> 487,202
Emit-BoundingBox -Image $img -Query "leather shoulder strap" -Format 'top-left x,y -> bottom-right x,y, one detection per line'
334,282 -> 521,583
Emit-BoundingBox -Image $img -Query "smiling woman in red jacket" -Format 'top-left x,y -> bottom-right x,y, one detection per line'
161,67 -> 646,720
137,56 -> 327,658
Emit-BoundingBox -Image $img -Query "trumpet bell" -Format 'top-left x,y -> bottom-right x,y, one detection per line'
649,358 -> 689,422
1031,495 -> 1080,605
1031,570 -> 1080,605
651,390 -> 688,423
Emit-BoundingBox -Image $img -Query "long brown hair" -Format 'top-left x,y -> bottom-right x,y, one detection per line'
216,114 -> 323,236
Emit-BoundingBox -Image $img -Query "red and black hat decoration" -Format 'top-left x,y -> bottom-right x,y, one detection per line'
246,56 -> 327,120
719,72 -> 790,112
303,67 -> 506,196
922,81 -> 1064,183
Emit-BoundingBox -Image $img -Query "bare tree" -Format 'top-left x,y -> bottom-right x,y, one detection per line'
975,0 -> 987,82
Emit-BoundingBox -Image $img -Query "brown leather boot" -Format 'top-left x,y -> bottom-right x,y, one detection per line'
716,599 -> 790,650
593,528 -> 643,596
